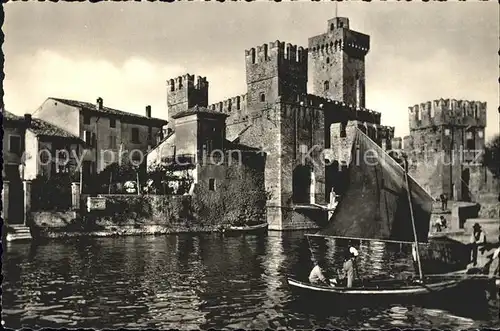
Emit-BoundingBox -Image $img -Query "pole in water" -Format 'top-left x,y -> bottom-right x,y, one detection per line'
403,154 -> 424,281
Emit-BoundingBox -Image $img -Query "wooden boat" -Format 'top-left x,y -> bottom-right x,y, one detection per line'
291,129 -> 490,303
221,222 -> 268,235
287,276 -> 467,298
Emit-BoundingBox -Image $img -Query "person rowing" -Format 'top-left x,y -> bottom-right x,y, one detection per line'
308,259 -> 329,286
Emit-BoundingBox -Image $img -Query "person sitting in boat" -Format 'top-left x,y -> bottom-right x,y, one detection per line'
308,259 -> 329,285
469,223 -> 487,267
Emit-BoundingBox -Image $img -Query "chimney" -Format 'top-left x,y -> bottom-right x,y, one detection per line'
145,105 -> 152,118
96,97 -> 103,110
24,113 -> 32,127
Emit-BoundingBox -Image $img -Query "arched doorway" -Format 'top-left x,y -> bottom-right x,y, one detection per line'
293,165 -> 312,204
461,168 -> 471,202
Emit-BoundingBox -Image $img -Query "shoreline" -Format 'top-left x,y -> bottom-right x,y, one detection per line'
13,223 -> 271,241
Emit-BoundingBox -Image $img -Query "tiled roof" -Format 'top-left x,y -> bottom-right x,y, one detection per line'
2,110 -> 23,122
28,118 -> 83,141
50,97 -> 168,124
172,105 -> 229,119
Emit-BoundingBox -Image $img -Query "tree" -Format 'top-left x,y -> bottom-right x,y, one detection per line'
484,134 -> 500,178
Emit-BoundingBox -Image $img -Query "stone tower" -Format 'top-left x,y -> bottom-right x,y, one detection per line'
407,99 -> 487,200
245,41 -> 308,111
308,17 -> 370,108
166,74 -> 209,129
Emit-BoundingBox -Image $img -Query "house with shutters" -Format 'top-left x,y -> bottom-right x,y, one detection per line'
33,97 -> 168,177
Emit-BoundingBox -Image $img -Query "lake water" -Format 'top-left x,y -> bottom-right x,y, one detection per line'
2,231 -> 498,329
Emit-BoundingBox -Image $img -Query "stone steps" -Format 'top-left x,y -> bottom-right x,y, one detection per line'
5,225 -> 33,242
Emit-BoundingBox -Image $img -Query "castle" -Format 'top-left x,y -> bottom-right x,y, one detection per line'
394,98 -> 496,204
155,16 -> 395,230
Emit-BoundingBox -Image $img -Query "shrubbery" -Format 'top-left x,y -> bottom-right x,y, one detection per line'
31,174 -> 74,211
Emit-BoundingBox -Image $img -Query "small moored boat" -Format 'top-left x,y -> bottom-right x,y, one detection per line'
221,222 -> 268,236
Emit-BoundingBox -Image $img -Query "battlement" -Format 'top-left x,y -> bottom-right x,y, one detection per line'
409,98 -> 487,130
309,30 -> 369,57
245,40 -> 308,65
208,94 -> 248,114
168,74 -> 209,92
303,94 -> 381,124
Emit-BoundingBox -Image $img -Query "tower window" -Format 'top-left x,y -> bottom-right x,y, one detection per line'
324,81 -> 330,91
340,122 -> 347,138
251,49 -> 256,64
330,23 -> 334,31
260,93 -> 266,102
326,57 -> 330,64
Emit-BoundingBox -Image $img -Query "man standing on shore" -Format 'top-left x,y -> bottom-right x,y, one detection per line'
470,223 -> 487,267
440,193 -> 448,211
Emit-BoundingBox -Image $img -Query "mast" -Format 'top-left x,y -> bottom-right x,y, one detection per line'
403,154 -> 424,280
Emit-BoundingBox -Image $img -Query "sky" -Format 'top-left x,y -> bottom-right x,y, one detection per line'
3,1 -> 499,140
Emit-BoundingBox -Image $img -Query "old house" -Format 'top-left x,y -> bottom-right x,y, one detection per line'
2,110 -> 26,182
34,97 -> 168,176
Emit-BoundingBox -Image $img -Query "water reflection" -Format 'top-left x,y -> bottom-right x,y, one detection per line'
2,233 -> 498,329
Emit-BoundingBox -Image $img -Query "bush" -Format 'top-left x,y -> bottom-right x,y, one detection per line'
31,174 -> 72,211
484,134 -> 500,178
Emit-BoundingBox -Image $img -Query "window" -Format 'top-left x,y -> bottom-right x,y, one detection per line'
478,130 -> 484,139
444,128 -> 450,136
324,81 -> 329,91
330,23 -> 334,31
260,93 -> 265,102
9,135 -> 21,154
84,130 -> 93,146
326,57 -> 330,64
83,114 -> 91,125
109,118 -> 116,128
109,135 -> 117,149
132,128 -> 140,144
340,122 -> 347,138
209,178 -> 216,191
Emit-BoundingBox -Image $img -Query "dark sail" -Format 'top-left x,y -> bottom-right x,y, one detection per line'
319,128 -> 433,243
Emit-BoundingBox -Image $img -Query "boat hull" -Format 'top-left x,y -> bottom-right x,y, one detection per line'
222,223 -> 268,236
287,277 -> 467,300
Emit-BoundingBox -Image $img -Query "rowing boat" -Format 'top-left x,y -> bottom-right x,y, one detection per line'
287,276 -> 467,297
221,222 -> 268,235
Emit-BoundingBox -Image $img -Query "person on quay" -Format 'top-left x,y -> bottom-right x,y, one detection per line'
470,223 -> 487,267
439,193 -> 448,211
440,216 -> 447,230
434,216 -> 443,232
309,259 -> 329,285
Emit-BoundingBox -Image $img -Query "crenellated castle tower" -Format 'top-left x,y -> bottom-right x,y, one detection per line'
166,74 -> 209,129
308,17 -> 370,108
160,16 -> 395,231
245,41 -> 308,109
400,98 -> 488,201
